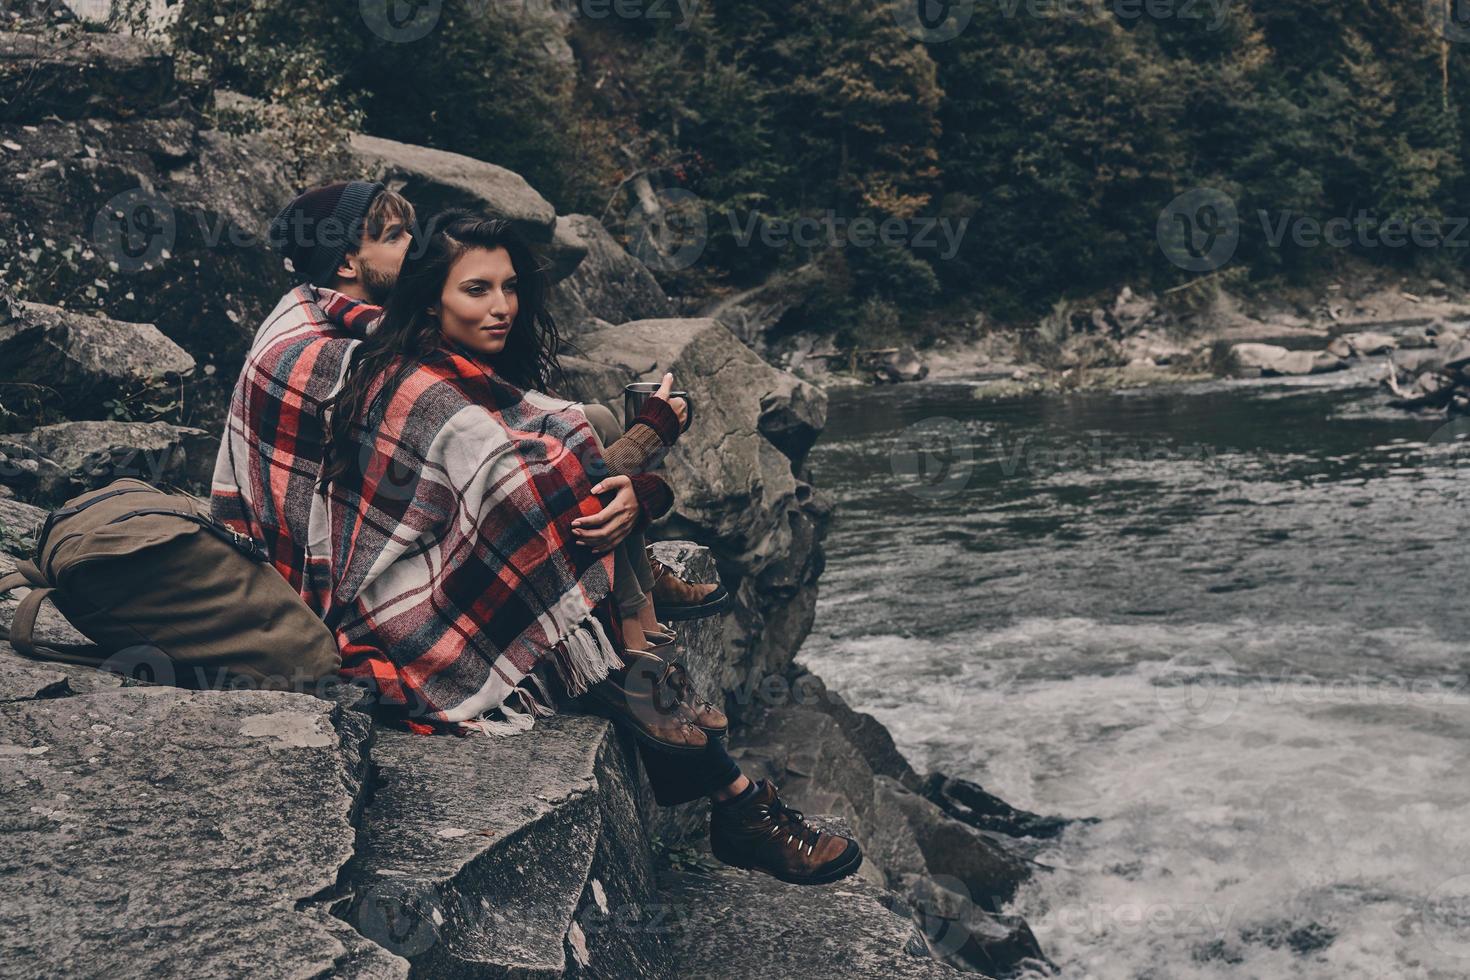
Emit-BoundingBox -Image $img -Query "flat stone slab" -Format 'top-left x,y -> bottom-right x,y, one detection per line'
0,687 -> 406,979
660,816 -> 963,979
337,712 -> 668,979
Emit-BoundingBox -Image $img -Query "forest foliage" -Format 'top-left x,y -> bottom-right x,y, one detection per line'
162,0 -> 1470,336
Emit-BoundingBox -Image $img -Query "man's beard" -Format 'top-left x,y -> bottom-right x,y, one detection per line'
359,259 -> 397,306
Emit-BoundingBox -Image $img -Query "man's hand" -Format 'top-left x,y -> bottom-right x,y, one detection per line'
652,371 -> 688,430
571,475 -> 639,554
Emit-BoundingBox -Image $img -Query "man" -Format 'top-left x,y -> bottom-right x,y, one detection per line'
212,180 -> 413,613
212,181 -> 862,886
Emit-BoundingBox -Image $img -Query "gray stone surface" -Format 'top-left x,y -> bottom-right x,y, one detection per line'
350,133 -> 558,244
0,642 -> 121,699
699,262 -> 824,350
0,687 -> 408,979
572,318 -> 830,697
547,213 -> 676,335
8,419 -> 215,502
0,30 -> 181,123
0,302 -> 196,416
336,713 -> 670,979
660,816 -> 966,980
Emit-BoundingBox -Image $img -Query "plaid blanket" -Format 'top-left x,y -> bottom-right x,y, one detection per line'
212,285 -> 625,734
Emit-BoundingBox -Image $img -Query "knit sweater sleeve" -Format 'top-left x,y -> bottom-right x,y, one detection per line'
599,398 -> 681,478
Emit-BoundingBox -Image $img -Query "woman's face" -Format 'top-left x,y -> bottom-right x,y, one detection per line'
432,245 -> 519,356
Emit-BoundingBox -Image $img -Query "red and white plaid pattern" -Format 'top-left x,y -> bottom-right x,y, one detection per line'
212,285 -> 624,733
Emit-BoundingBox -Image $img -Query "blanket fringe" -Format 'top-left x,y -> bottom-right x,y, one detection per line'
457,697 -> 537,736
550,614 -> 624,699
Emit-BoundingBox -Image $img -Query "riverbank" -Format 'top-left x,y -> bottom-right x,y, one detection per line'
770,274 -> 1470,405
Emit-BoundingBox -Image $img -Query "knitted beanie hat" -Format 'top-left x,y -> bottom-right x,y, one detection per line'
267,180 -> 386,286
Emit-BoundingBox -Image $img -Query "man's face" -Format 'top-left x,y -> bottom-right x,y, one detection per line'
340,216 -> 411,305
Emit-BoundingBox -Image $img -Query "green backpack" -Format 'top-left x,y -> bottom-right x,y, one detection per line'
0,478 -> 342,690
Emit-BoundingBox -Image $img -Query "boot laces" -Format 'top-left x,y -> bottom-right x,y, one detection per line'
764,793 -> 821,850
665,661 -> 713,709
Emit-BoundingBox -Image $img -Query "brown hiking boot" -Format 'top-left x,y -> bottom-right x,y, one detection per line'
709,778 -> 863,885
582,655 -> 708,755
661,659 -> 728,736
620,648 -> 727,736
648,553 -> 729,622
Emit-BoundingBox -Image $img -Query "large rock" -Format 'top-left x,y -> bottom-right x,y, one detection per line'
698,262 -> 822,350
0,30 -> 183,123
0,302 -> 195,417
1230,343 -> 1347,377
660,815 -> 963,980
548,214 -> 676,335
5,419 -> 214,502
0,104 -> 295,371
569,318 -> 830,697
0,687 -> 407,978
334,713 -> 671,979
348,133 -> 558,244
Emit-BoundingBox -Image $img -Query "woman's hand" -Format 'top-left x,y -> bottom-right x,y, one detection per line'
571,475 -> 639,554
651,372 -> 689,430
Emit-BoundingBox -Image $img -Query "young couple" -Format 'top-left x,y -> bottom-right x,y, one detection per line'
211,180 -> 863,886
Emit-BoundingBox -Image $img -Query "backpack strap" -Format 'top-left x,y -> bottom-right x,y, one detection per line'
7,582 -> 56,659
0,563 -> 105,667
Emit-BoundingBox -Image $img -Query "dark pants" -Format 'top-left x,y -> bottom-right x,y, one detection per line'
638,730 -> 743,807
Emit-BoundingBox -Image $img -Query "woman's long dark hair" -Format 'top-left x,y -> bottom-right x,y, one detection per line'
319,209 -> 566,493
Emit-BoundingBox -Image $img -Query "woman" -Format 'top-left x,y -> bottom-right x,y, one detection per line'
318,209 -> 863,885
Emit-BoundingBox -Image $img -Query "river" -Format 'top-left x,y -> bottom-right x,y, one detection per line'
797,359 -> 1470,979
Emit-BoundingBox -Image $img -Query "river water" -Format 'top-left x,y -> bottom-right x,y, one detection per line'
797,360 -> 1470,979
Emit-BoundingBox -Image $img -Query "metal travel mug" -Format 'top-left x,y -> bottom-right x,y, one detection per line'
624,382 -> 694,434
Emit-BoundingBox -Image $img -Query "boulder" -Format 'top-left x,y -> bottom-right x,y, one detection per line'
698,263 -> 822,350
661,815 -> 963,980
1394,348 -> 1448,377
0,30 -> 183,123
0,687 -> 407,978
874,346 -> 929,384
733,698 -> 1042,976
5,419 -> 214,502
548,214 -> 676,335
1340,331 -> 1397,356
0,302 -> 195,417
335,713 -> 671,979
0,111 -> 295,368
348,133 -> 557,244
1441,339 -> 1470,371
569,318 -> 830,688
1230,343 -> 1347,377
547,214 -> 590,283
